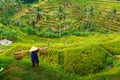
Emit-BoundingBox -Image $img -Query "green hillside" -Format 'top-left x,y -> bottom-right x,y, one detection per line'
0,0 -> 120,80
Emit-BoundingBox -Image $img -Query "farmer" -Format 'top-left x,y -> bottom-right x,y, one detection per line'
29,46 -> 39,68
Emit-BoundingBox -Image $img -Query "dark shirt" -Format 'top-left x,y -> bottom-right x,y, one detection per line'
31,51 -> 39,62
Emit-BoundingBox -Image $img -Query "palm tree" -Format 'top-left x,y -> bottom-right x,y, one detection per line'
84,6 -> 94,32
16,0 -> 23,11
89,6 -> 94,17
111,8 -> 117,22
36,7 -> 44,24
56,6 -> 67,38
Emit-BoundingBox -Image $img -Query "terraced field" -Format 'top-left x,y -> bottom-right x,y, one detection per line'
0,32 -> 120,80
0,0 -> 120,80
11,0 -> 120,33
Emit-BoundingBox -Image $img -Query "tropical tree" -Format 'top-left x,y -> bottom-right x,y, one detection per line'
56,6 -> 67,38
57,6 -> 66,22
89,6 -> 94,17
36,7 -> 44,23
111,8 -> 117,22
31,19 -> 36,27
0,0 -> 17,26
21,0 -> 38,4
84,6 -> 94,31
0,5 -> 10,25
15,0 -> 23,11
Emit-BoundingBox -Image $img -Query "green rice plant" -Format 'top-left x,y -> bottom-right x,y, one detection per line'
101,38 -> 120,55
63,44 -> 110,76
2,43 -> 42,56
23,26 -> 37,35
40,49 -> 59,65
72,31 -> 93,36
45,32 -> 60,38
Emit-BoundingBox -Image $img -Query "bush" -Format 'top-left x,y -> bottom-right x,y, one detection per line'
8,9 -> 15,16
72,31 -> 93,36
37,32 -> 45,37
61,30 -> 70,36
23,26 -> 37,35
63,44 -> 109,76
105,56 -> 114,65
0,28 -> 18,40
21,0 -> 39,4
8,30 -> 18,40
45,32 -> 57,38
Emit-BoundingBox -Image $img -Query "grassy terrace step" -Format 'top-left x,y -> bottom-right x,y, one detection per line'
0,56 -> 76,80
0,32 -> 120,80
0,48 -> 120,80
0,33 -> 120,76
0,0 -> 120,80
11,0 -> 120,34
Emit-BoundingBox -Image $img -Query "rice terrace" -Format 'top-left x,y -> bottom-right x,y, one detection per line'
0,0 -> 120,80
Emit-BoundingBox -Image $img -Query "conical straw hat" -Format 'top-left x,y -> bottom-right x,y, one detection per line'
29,46 -> 38,52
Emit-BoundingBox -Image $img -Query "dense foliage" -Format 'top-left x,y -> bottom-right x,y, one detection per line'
21,0 -> 39,4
